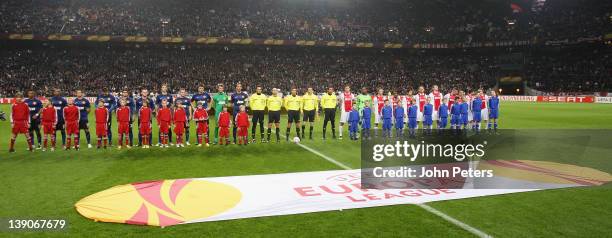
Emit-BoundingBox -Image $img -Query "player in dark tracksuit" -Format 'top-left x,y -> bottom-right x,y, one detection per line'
24,90 -> 43,148
50,89 -> 68,147
175,88 -> 193,145
74,90 -> 92,147
156,85 -> 174,145
96,89 -> 117,146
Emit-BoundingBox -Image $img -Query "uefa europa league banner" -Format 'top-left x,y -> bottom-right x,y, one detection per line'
75,160 -> 611,227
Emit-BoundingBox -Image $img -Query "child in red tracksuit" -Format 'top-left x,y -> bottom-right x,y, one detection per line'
41,100 -> 57,151
116,100 -> 132,149
218,106 -> 231,146
173,104 -> 187,147
193,103 -> 209,147
157,100 -> 172,148
95,101 -> 109,149
63,98 -> 80,150
139,103 -> 152,149
235,105 -> 250,145
9,93 -> 33,153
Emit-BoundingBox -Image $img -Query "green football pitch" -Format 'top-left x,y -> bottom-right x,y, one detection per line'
0,102 -> 611,237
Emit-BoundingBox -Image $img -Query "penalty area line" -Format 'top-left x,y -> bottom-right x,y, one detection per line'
291,138 -> 492,238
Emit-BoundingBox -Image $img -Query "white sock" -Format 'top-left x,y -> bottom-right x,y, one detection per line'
339,125 -> 343,136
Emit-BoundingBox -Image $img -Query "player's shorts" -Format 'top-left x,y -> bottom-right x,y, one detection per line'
29,118 -> 40,130
439,117 -> 448,128
481,108 -> 489,121
268,111 -> 280,124
302,110 -> 315,122
432,110 -> 439,121
461,114 -> 469,125
55,120 -> 65,130
66,121 -> 79,135
197,122 -> 208,134
238,126 -> 248,137
96,122 -> 107,137
139,123 -> 151,135
252,110 -> 265,124
473,111 -> 482,122
12,121 -> 29,134
340,110 -> 350,123
382,118 -> 392,130
118,122 -> 130,134
374,111 -> 382,124
219,126 -> 230,137
408,118 -> 417,129
174,121 -> 185,135
417,111 -> 424,122
424,115 -> 433,126
42,122 -> 55,134
489,109 -> 499,119
159,121 -> 170,134
79,120 -> 89,130
395,119 -> 404,129
287,110 -> 300,123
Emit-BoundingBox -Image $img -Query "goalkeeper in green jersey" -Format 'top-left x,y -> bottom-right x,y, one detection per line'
356,87 -> 373,113
212,84 -> 229,144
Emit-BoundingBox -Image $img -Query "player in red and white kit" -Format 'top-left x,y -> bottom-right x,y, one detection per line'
193,102 -> 209,147
372,88 -> 387,137
428,85 -> 443,125
63,98 -> 81,150
95,101 -> 109,149
138,102 -> 152,149
9,93 -> 33,152
414,86 -> 427,128
338,86 -> 354,139
116,99 -> 132,149
477,89 -> 489,127
218,106 -> 231,145
173,103 -> 188,147
235,105 -> 250,145
444,88 -> 458,115
41,100 -> 57,151
157,100 -> 172,148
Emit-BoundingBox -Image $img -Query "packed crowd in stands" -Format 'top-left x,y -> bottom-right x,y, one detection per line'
1,0 -> 609,44
1,43 -> 609,97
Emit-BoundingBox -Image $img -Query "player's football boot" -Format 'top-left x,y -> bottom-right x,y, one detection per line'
206,143 -> 210,147
88,144 -> 93,149
9,148 -> 15,153
126,145 -> 131,148
50,147 -> 55,152
185,142 -> 191,146
117,146 -> 122,150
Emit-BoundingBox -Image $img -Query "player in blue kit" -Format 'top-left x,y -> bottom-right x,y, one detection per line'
120,89 -> 136,146
50,89 -> 68,147
74,90 -> 92,148
348,101 -> 360,140
191,85 -> 211,145
471,94 -> 482,133
96,88 -> 117,146
156,84 -> 174,145
136,89 -> 156,146
361,103 -> 372,139
175,88 -> 193,145
381,100 -> 393,138
488,90 -> 500,132
407,98 -> 418,138
423,97 -> 433,135
24,90 -> 43,149
394,100 -> 405,138
230,83 -> 249,144
438,98 -> 449,133
450,98 -> 461,134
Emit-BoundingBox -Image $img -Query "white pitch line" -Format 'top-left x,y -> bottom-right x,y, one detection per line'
293,138 -> 492,238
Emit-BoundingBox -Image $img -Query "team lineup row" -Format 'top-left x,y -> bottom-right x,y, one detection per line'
7,83 -> 501,152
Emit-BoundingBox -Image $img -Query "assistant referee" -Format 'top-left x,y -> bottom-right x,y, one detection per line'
321,87 -> 338,139
301,87 -> 318,140
250,86 -> 267,143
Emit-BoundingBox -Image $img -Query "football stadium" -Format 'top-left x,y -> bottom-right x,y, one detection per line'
1,0 -> 611,237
